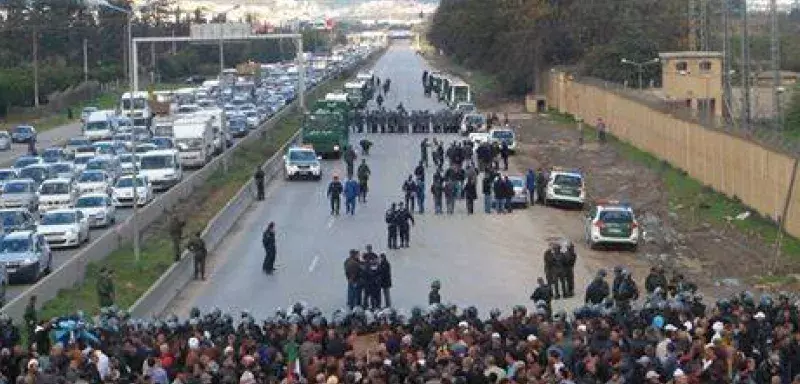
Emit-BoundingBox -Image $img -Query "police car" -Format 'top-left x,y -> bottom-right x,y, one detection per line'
283,146 -> 322,180
544,167 -> 586,207
583,200 -> 640,250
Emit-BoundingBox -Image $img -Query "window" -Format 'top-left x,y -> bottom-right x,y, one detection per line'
675,61 -> 688,72
699,61 -> 712,72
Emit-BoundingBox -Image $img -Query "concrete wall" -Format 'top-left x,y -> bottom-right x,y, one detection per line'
546,70 -> 800,238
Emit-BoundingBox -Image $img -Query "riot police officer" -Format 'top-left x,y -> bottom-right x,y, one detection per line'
385,203 -> 398,249
585,270 -> 610,304
544,243 -> 561,299
395,202 -> 415,248
168,212 -> 186,262
562,243 -> 577,297
530,277 -> 552,313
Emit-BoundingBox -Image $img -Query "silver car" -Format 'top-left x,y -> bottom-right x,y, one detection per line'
0,231 -> 52,284
0,179 -> 39,211
507,176 -> 531,208
0,131 -> 10,151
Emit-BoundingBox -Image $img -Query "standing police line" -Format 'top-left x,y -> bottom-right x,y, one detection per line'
350,107 -> 463,134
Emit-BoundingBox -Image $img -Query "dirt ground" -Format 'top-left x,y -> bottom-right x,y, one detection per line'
488,99 -> 785,299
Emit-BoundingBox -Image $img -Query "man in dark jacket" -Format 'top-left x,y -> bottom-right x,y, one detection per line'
327,175 -> 343,215
431,179 -> 444,214
544,243 -> 561,299
585,270 -> 610,304
363,257 -> 382,309
562,242 -> 577,297
262,222 -> 277,274
344,250 -> 362,309
482,172 -> 494,214
254,166 -> 265,201
343,146 -> 357,179
386,203 -> 398,249
530,277 -> 552,314
187,232 -> 207,280
464,177 -> 477,214
379,254 -> 392,308
536,168 -> 547,205
500,142 -> 510,170
395,202 -> 415,248
645,266 -> 668,294
402,175 -> 417,212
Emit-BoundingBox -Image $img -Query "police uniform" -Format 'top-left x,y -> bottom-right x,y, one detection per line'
385,204 -> 399,249
187,234 -> 208,280
395,204 -> 415,247
562,243 -> 577,297
168,214 -> 186,262
544,245 -> 561,299
254,167 -> 266,200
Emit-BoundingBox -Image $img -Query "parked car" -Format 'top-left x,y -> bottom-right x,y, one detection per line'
74,193 -> 116,228
37,209 -> 91,248
10,125 -> 36,144
0,131 -> 11,151
13,156 -> 43,170
0,179 -> 38,211
0,230 -> 52,284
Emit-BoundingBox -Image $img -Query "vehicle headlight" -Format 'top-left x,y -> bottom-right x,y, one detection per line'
333,145 -> 340,151
67,228 -> 78,236
22,258 -> 36,265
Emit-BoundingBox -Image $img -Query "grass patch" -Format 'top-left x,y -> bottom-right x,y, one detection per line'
36,57 -> 381,320
546,111 -> 800,262
0,90 -> 121,134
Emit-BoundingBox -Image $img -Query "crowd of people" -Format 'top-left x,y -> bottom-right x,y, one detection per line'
4,270 -> 800,384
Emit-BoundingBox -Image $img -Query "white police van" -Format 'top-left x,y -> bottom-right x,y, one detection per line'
584,200 -> 640,251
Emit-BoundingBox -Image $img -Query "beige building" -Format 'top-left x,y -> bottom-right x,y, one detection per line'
658,51 -> 723,118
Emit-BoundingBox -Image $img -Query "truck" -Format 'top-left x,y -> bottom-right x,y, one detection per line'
172,117 -> 215,168
301,110 -> 349,159
83,110 -> 116,141
193,108 -> 230,155
343,81 -> 368,109
447,79 -> 472,107
120,91 -> 152,128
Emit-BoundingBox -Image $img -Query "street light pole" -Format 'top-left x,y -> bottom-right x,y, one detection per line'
620,58 -> 660,90
127,12 -> 142,265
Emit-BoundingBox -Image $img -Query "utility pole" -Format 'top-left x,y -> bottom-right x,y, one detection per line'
689,0 -> 698,50
83,38 -> 89,83
722,0 -> 734,123
150,42 -> 156,85
33,28 -> 39,108
770,0 -> 782,130
700,0 -> 709,51
741,0 -> 752,128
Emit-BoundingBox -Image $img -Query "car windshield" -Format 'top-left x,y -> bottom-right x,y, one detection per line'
51,164 -> 72,174
78,172 -> 104,182
492,130 -> 514,139
116,177 -> 145,188
289,151 -> 317,162
0,238 -> 31,253
85,121 -> 109,131
465,115 -> 484,125
76,196 -> 105,207
0,171 -> 15,181
140,155 -> 174,169
0,212 -> 25,227
13,126 -> 32,134
510,178 -> 524,188
151,138 -> 173,149
135,145 -> 155,153
43,149 -> 61,158
599,210 -> 633,223
40,182 -> 70,195
41,212 -> 77,225
554,174 -> 583,187
118,154 -> 136,163
86,161 -> 108,171
74,156 -> 93,165
96,146 -> 115,155
176,139 -> 204,150
14,158 -> 39,168
68,138 -> 91,147
20,167 -> 45,179
3,182 -> 30,193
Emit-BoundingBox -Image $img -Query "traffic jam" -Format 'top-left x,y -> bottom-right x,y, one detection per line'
0,44 -> 379,288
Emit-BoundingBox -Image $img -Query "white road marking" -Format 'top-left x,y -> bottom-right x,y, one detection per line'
308,256 -> 319,272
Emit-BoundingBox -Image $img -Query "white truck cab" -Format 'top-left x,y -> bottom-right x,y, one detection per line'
138,149 -> 182,191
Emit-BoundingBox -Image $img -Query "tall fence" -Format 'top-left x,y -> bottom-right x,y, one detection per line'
546,71 -> 800,239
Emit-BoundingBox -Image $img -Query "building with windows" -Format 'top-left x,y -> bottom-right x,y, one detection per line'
658,51 -> 723,118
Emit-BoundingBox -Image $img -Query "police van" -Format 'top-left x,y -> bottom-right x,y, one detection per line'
283,145 -> 322,181
544,167 -> 586,208
583,199 -> 640,251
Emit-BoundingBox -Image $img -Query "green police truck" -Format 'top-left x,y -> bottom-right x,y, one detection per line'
301,108 -> 349,159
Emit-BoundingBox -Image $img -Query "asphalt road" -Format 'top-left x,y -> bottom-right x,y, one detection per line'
0,122 -> 84,167
169,42 -> 595,319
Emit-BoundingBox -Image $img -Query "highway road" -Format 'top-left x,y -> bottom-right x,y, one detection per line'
0,122 -> 84,167
169,42 -> 595,319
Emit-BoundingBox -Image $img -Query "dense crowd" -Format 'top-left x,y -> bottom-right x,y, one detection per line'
3,275 -> 800,384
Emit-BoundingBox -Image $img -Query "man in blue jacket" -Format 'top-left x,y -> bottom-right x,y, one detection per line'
525,168 -> 537,206
344,176 -> 361,215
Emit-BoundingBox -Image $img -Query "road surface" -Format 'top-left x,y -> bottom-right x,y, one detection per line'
1,122 -> 84,167
169,42 -> 595,319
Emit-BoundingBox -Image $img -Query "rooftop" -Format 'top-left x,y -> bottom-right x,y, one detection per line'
658,51 -> 724,59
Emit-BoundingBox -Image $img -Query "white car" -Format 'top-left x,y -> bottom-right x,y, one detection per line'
36,209 -> 91,248
544,168 -> 586,207
117,153 -> 140,176
73,153 -> 96,172
75,170 -> 112,196
283,146 -> 322,180
468,132 -> 490,145
489,127 -> 517,153
37,179 -> 78,213
584,200 -> 640,251
49,162 -> 77,181
74,193 -> 116,228
112,175 -> 154,207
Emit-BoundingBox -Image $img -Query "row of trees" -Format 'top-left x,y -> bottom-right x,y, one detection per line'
0,0 -> 334,117
427,0 -> 800,96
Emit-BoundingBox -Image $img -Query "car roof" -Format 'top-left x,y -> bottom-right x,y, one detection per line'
78,192 -> 108,199
42,208 -> 78,215
79,170 -> 106,175
4,230 -> 34,239
41,178 -> 71,184
142,149 -> 178,156
0,207 -> 29,213
5,178 -> 35,184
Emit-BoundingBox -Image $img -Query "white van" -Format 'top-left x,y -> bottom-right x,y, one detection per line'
173,117 -> 214,168
83,111 -> 116,141
138,149 -> 182,191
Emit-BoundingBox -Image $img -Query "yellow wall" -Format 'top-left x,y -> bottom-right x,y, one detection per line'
547,71 -> 800,237
661,56 -> 723,116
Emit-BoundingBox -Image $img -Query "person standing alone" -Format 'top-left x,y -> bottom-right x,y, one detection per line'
327,175 -> 343,215
379,253 -> 392,308
262,222 -> 277,274
344,176 -> 360,215
254,166 -> 265,201
187,232 -> 207,280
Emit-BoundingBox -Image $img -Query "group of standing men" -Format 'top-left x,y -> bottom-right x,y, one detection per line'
542,241 -> 579,300
343,245 -> 393,309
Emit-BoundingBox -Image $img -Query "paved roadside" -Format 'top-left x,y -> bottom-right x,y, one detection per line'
0,121 -> 83,167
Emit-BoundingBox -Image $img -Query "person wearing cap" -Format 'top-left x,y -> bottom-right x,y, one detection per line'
327,174 -> 343,216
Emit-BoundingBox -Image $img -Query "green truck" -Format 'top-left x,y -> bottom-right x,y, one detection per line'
301,106 -> 349,159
